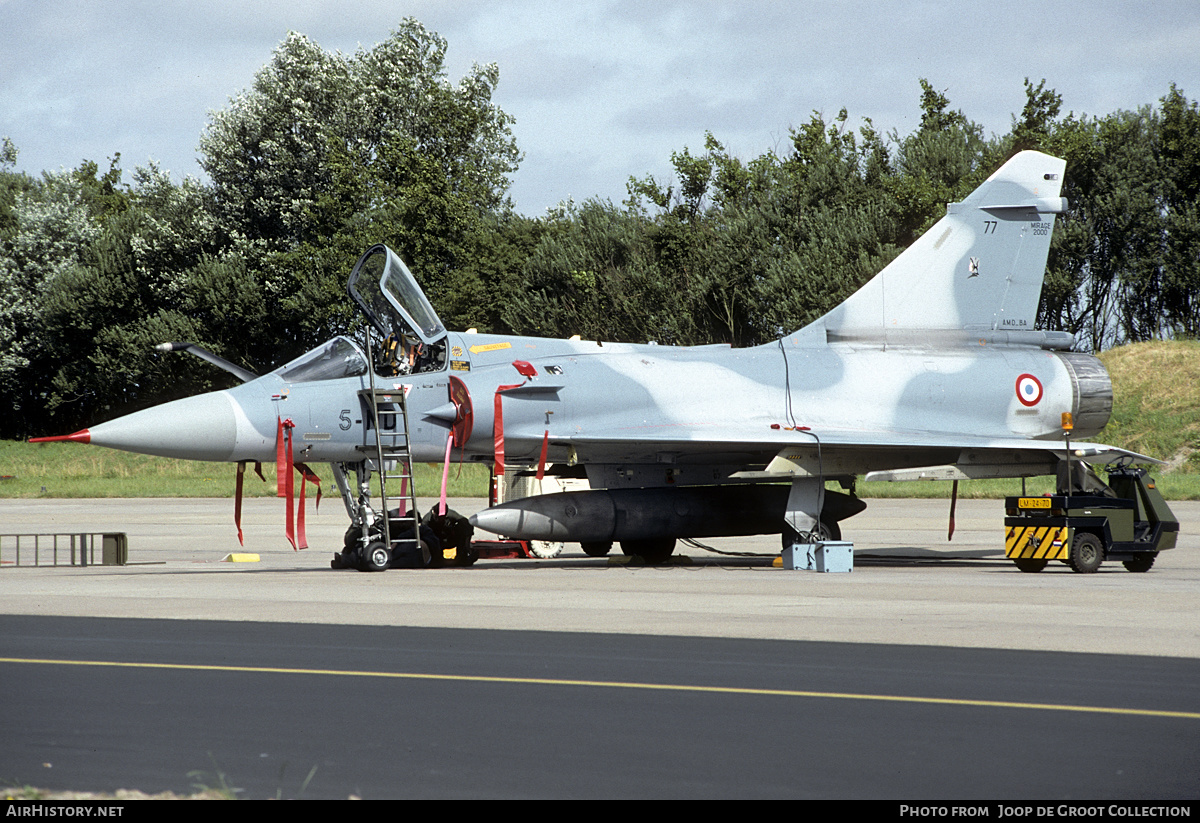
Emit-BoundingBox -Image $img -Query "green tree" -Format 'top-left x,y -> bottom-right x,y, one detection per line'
0,137 -> 32,240
746,111 -> 892,337
0,155 -> 258,437
888,80 -> 990,243
917,79 -> 969,133
525,84 -> 991,348
1158,84 -> 1200,339
504,199 -> 676,343
1043,105 -> 1168,349
450,210 -> 548,334
1011,78 -> 1063,153
0,163 -> 106,435
199,19 -> 522,339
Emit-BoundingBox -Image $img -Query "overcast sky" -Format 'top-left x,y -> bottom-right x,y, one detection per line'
2,0 -> 1198,216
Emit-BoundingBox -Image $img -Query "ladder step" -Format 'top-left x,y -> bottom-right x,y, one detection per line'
359,378 -> 417,550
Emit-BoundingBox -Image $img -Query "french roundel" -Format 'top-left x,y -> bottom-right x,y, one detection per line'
1015,373 -> 1043,407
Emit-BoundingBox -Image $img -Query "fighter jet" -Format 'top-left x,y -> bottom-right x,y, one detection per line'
32,150 -> 1152,568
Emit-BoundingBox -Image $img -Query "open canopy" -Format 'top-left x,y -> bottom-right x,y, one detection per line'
347,244 -> 446,346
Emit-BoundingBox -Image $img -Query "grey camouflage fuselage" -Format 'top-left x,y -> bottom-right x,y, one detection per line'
39,151 -> 1144,547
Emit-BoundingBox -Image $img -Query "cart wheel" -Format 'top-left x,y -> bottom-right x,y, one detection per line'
529,540 -> 564,558
1067,532 -> 1104,574
1122,554 -> 1156,573
1013,557 -> 1048,573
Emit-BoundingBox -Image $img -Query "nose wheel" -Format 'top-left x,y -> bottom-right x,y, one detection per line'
362,540 -> 391,572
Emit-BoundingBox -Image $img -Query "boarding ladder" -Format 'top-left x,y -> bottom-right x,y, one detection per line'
361,335 -> 421,561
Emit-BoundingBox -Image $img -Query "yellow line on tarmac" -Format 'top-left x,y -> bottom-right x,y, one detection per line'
4,656 -> 1199,720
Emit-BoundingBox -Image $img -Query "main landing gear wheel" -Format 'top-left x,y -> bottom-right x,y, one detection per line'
1122,554 -> 1156,573
1068,532 -> 1104,574
781,519 -> 840,551
1012,557 -> 1048,573
619,538 -> 676,564
581,541 -> 612,557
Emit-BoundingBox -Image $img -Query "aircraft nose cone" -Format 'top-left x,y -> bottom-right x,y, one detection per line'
87,391 -> 241,461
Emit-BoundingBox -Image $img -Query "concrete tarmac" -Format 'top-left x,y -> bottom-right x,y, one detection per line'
0,497 -> 1196,658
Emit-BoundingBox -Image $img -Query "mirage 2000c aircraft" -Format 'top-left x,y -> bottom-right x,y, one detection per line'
33,150 -> 1156,570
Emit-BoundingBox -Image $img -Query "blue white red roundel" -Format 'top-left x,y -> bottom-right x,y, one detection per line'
1015,373 -> 1043,406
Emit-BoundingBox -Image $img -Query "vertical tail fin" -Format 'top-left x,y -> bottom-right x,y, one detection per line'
817,150 -> 1067,340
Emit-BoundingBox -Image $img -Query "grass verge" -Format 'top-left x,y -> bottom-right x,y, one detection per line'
3,440 -> 1197,500
0,440 -> 492,499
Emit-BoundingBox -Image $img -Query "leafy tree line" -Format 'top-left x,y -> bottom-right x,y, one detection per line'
1,20 -> 523,438
1,19 -> 1197,440
508,79 -> 1200,351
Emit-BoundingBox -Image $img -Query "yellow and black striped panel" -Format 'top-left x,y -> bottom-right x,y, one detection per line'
1005,524 -> 1069,560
